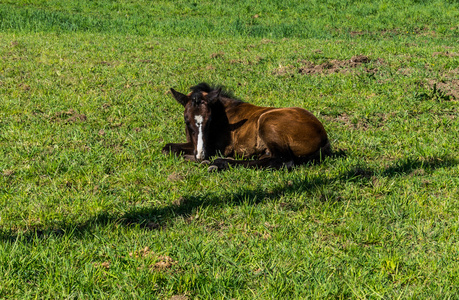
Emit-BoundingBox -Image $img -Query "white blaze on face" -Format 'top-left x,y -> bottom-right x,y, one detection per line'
194,115 -> 205,160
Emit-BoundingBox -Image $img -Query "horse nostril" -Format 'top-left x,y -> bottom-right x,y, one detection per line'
195,148 -> 206,161
195,152 -> 205,161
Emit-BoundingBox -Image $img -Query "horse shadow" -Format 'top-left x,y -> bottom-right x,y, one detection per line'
105,154 -> 458,225
1,154 -> 457,242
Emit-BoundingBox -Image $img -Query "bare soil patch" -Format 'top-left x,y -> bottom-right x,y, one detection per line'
2,169 -> 15,177
170,295 -> 189,300
168,172 -> 185,182
298,55 -> 378,75
128,247 -> 178,272
273,55 -> 382,76
152,255 -> 178,271
50,109 -> 87,123
93,261 -> 111,269
432,51 -> 459,57
322,112 -> 393,131
210,52 -> 224,59
426,79 -> 459,100
172,196 -> 189,206
271,64 -> 296,76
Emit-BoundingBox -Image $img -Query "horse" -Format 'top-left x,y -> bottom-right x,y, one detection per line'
162,83 -> 331,171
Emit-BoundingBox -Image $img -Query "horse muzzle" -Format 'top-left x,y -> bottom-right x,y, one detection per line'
195,150 -> 206,161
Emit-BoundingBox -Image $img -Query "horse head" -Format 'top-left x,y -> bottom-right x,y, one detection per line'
170,87 -> 221,160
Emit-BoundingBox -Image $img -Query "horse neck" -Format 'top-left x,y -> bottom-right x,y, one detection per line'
220,96 -> 265,119
219,96 -> 242,109
208,97 -> 240,129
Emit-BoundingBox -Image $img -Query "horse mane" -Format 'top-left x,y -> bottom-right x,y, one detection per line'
190,82 -> 242,102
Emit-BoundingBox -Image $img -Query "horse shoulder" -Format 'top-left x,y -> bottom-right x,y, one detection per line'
225,104 -> 273,157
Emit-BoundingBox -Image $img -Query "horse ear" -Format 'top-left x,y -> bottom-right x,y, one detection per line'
207,88 -> 221,104
170,88 -> 189,107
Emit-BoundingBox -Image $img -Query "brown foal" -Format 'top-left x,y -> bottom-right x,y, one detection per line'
162,83 -> 331,171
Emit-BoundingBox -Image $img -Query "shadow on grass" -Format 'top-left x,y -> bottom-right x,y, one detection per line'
1,155 -> 457,242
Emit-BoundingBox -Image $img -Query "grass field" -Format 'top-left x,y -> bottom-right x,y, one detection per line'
1,0 -> 459,298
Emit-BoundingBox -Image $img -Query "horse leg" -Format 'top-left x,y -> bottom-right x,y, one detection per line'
208,124 -> 297,171
208,143 -> 295,171
162,142 -> 196,161
208,157 -> 293,172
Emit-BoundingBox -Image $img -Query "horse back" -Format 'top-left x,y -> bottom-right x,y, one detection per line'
257,107 -> 329,158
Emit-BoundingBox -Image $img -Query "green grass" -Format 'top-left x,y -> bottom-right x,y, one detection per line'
1,0 -> 459,38
1,0 -> 459,298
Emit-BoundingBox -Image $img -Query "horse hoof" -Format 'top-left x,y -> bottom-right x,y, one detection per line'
200,160 -> 211,165
207,165 -> 219,172
210,159 -> 230,170
161,144 -> 172,154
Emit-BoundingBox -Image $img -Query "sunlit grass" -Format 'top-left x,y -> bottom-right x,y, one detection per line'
1,0 -> 459,298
